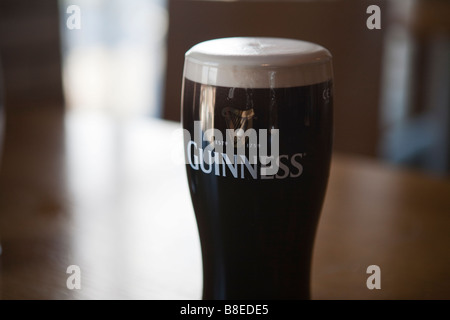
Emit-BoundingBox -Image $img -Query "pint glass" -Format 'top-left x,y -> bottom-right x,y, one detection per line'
181,37 -> 333,299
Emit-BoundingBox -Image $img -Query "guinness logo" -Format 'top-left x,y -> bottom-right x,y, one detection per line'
222,107 -> 255,147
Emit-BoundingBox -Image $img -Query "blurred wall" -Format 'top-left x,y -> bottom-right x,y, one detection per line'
163,0 -> 387,157
0,0 -> 64,108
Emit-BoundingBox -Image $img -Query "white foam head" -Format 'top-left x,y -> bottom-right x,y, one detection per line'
184,37 -> 333,88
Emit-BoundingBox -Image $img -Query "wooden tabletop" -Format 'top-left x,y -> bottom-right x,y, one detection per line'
0,106 -> 449,300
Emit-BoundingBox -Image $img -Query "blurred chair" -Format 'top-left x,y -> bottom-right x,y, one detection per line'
379,0 -> 450,175
163,0 -> 387,157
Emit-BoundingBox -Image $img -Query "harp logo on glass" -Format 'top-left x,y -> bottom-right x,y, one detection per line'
221,107 -> 255,147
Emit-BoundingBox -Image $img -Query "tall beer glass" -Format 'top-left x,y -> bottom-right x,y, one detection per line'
181,37 -> 333,299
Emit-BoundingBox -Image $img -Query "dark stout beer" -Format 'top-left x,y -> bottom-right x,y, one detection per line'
182,38 -> 333,299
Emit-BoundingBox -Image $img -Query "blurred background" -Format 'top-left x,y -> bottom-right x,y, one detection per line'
0,0 -> 448,175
